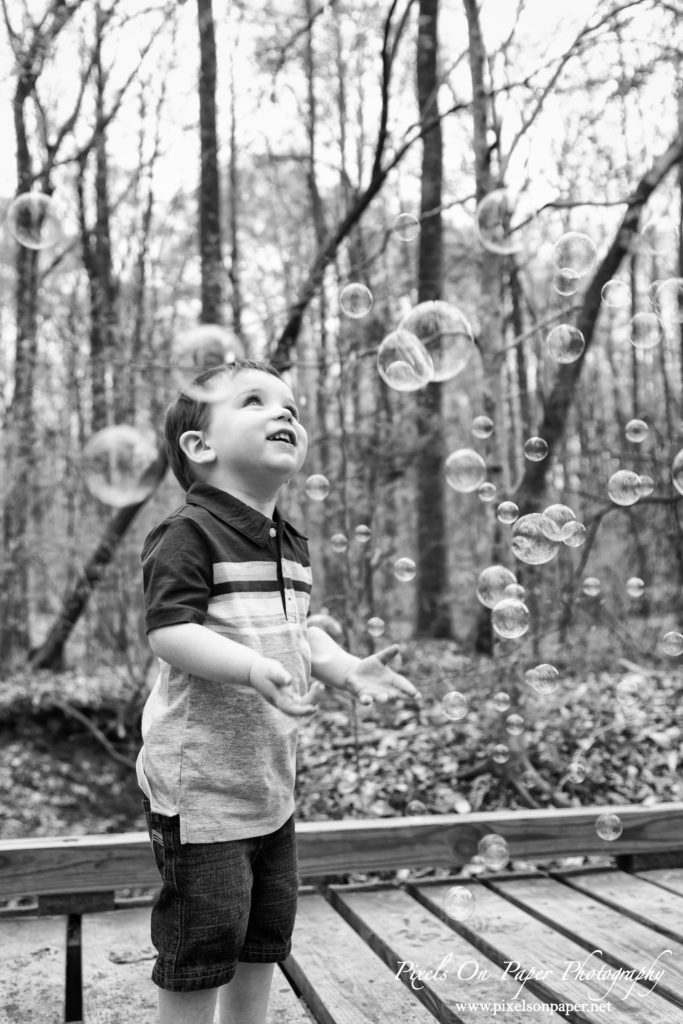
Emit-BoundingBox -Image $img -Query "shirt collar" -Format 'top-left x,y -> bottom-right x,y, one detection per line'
185,481 -> 307,546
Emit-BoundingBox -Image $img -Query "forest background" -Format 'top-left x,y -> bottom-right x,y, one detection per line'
1,0 -> 683,856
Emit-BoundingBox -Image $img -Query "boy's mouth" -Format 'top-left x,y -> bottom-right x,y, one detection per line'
267,428 -> 297,446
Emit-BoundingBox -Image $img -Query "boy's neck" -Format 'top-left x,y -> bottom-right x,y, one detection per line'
204,471 -> 281,520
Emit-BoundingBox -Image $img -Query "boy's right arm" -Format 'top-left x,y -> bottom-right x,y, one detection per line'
149,622 -> 323,718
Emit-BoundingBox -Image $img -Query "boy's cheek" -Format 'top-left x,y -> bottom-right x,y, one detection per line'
295,425 -> 309,470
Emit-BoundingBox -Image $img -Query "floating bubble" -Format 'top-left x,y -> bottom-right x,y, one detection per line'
393,212 -> 420,241
330,532 -> 348,554
476,565 -> 518,609
443,885 -> 475,921
367,616 -> 385,638
441,690 -> 469,721
472,415 -> 494,439
478,834 -> 509,871
552,232 -> 597,277
511,513 -> 560,565
406,799 -> 427,815
503,583 -> 525,600
595,813 -> 623,842
377,328 -> 434,391
492,743 -> 510,764
82,425 -> 159,507
552,268 -> 580,296
478,482 -> 497,502
304,474 -> 330,501
491,597 -> 530,639
616,673 -> 642,708
638,217 -> 666,256
628,311 -> 662,350
525,663 -> 560,695
542,504 -> 576,541
649,277 -> 683,325
493,691 -> 511,713
6,191 -> 63,249
562,521 -> 587,547
505,713 -> 525,736
567,761 -> 587,784
497,501 -> 519,525
672,450 -> 683,496
661,631 -> 683,656
393,557 -> 416,582
626,577 -> 645,599
601,278 -> 631,309
339,283 -> 373,318
607,469 -> 641,506
546,324 -> 585,364
581,577 -> 601,597
354,524 -> 372,544
172,325 -> 246,400
475,187 -> 536,255
307,611 -> 344,641
445,448 -> 487,493
398,301 -> 475,381
523,436 -> 548,462
625,419 -> 648,443
637,475 -> 655,498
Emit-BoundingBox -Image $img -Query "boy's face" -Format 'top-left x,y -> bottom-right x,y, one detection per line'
201,369 -> 308,487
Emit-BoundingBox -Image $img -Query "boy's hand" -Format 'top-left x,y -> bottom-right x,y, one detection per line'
342,644 -> 421,705
249,657 -> 324,718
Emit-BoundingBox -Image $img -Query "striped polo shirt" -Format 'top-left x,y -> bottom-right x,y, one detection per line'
136,481 -> 312,843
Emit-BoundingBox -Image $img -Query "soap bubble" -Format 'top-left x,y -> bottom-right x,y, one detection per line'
661,631 -> 683,656
443,885 -> 475,921
367,616 -> 385,638
475,187 -> 536,255
546,324 -> 585,364
625,419 -> 648,443
581,577 -> 601,597
472,415 -> 494,439
478,482 -> 497,502
476,565 -> 518,609
406,799 -> 427,815
354,524 -> 371,544
601,278 -> 630,309
493,691 -> 511,712
607,469 -> 641,506
497,501 -> 519,525
626,577 -> 645,599
567,761 -> 587,784
393,212 -> 420,241
638,218 -> 667,256
504,583 -> 525,600
393,557 -> 416,582
172,325 -> 246,400
6,191 -> 63,249
616,673 -> 641,708
445,448 -> 487,493
339,283 -> 373,318
330,532 -> 348,554
377,328 -> 434,391
82,425 -> 159,507
552,232 -> 597,277
505,713 -> 525,736
492,743 -> 510,764
553,268 -> 580,296
523,436 -> 549,462
511,513 -> 560,565
441,690 -> 469,721
491,597 -> 530,639
305,474 -> 330,501
637,475 -> 654,498
672,450 -> 683,495
595,813 -> 623,841
542,504 -> 576,541
650,277 -> 683,324
478,834 -> 509,871
307,611 -> 344,642
525,663 -> 560,695
562,521 -> 587,547
628,311 -> 662,350
398,300 -> 475,381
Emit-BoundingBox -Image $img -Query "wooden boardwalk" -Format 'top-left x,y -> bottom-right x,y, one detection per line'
2,805 -> 683,1023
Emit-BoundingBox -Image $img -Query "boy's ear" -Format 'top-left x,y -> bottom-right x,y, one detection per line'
179,430 -> 216,466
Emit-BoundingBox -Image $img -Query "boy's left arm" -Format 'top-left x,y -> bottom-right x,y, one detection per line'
308,625 -> 421,705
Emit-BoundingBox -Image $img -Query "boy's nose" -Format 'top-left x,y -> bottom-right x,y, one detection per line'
277,408 -> 294,421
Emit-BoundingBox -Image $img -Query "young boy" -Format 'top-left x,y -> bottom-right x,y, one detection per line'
137,358 -> 419,1024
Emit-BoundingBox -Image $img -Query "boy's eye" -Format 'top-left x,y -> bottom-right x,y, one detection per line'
288,405 -> 300,420
245,394 -> 262,405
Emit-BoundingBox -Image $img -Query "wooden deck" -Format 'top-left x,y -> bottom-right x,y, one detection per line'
3,804 -> 683,1023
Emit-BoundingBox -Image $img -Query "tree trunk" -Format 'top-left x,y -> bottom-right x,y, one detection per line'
197,0 -> 224,324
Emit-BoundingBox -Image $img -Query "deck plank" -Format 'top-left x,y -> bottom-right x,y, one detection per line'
487,876 -> 683,1011
415,880 -> 681,1023
331,884 -> 566,1023
556,869 -> 683,942
635,867 -> 683,897
0,915 -> 66,1024
283,891 -> 437,1024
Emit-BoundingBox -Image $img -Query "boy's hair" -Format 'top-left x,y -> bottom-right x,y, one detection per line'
165,358 -> 284,492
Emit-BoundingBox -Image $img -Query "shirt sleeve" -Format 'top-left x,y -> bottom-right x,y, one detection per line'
141,516 -> 213,633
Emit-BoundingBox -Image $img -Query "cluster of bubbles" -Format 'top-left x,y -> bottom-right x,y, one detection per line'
374,301 -> 476,393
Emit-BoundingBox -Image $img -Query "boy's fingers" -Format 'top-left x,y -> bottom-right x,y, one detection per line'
373,644 -> 401,664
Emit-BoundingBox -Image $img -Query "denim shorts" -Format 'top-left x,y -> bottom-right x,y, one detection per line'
142,798 -> 298,991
